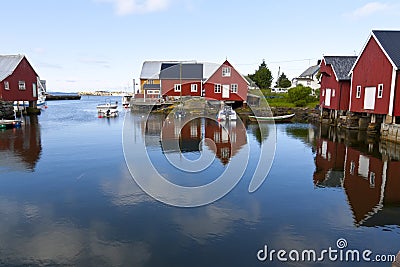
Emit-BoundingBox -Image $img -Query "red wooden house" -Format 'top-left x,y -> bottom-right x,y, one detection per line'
159,63 -> 203,99
320,56 -> 357,115
349,30 -> 400,123
203,60 -> 249,102
0,55 -> 39,105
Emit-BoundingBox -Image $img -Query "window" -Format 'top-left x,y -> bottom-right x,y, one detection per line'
377,84 -> 383,98
147,79 -> 154,84
174,84 -> 181,92
322,89 -> 325,97
231,84 -> 238,93
18,81 -> 26,90
214,84 -> 221,93
222,67 -> 231,77
332,89 -> 335,97
4,81 -> 9,90
191,84 -> 197,92
356,85 -> 361,98
369,172 -> 375,188
307,81 -> 311,86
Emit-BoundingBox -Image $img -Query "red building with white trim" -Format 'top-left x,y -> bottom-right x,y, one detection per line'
203,60 -> 249,102
349,30 -> 400,123
0,55 -> 39,104
319,56 -> 357,114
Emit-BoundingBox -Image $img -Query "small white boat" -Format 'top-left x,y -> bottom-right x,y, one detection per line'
97,99 -> 119,118
217,105 -> 237,121
248,113 -> 295,122
122,95 -> 132,108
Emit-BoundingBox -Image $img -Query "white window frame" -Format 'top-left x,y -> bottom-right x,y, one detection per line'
322,89 -> 325,97
214,84 -> 221,93
231,84 -> 238,93
332,89 -> 335,97
356,85 -> 361,98
18,80 -> 26,90
174,84 -> 181,92
222,67 -> 231,77
4,81 -> 9,90
377,84 -> 383,98
191,84 -> 197,92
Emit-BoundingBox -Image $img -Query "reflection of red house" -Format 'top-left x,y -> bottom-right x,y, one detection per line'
204,120 -> 247,165
0,116 -> 41,171
313,138 -> 346,187
203,60 -> 249,102
161,118 -> 202,153
385,161 -> 400,205
319,56 -> 357,113
0,55 -> 39,103
343,147 -> 385,225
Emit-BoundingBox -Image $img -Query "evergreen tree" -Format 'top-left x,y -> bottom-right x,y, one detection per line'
248,60 -> 273,89
276,72 -> 291,88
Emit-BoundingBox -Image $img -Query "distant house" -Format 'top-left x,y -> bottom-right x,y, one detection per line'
202,60 -> 249,102
292,64 -> 320,94
349,30 -> 400,124
159,63 -> 203,99
319,56 -> 357,115
0,55 -> 39,105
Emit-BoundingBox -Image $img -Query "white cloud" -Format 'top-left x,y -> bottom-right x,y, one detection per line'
98,0 -> 171,15
348,2 -> 390,19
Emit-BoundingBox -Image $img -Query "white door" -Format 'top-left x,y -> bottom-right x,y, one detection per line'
222,85 -> 230,99
364,87 -> 376,110
325,88 -> 331,106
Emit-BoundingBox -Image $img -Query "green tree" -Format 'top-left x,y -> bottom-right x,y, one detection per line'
276,72 -> 291,88
248,60 -> 273,89
287,84 -> 314,107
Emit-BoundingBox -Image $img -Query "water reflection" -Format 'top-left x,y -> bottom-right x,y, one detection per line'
313,124 -> 400,227
0,116 -> 41,172
142,114 -> 248,165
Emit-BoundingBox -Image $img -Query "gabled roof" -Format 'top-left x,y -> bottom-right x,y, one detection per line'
323,56 -> 357,81
140,60 -> 197,79
204,60 -> 249,85
0,54 -> 25,81
372,30 -> 400,69
159,63 -> 203,79
298,65 -> 320,78
350,30 -> 400,73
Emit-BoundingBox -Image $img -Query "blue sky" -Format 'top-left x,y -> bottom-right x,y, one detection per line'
2,0 -> 399,92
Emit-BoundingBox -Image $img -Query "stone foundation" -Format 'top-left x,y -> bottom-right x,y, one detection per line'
0,100 -> 15,119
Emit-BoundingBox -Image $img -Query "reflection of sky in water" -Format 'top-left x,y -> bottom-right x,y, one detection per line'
0,98 -> 399,266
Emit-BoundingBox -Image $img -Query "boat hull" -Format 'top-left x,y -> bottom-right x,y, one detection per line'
248,113 -> 295,122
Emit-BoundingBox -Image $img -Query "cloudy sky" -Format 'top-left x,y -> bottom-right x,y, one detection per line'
2,0 -> 399,92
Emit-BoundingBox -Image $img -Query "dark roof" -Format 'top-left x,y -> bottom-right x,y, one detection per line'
324,56 -> 357,81
159,63 -> 203,79
372,30 -> 400,69
299,65 -> 320,78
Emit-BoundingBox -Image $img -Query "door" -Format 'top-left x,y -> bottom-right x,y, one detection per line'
325,88 -> 331,106
363,87 -> 376,110
222,85 -> 230,99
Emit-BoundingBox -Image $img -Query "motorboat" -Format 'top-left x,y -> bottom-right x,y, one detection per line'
97,99 -> 119,118
122,95 -> 132,108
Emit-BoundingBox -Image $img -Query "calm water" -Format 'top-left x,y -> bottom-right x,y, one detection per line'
0,96 -> 399,266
